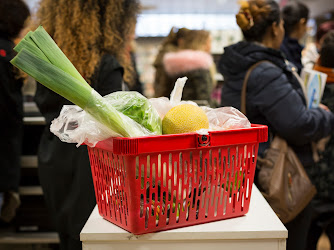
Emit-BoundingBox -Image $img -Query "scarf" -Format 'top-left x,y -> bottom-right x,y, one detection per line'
313,64 -> 334,84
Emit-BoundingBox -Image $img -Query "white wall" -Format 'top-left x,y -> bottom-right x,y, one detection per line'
301,0 -> 334,18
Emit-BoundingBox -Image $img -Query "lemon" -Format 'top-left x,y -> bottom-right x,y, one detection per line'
162,104 -> 209,134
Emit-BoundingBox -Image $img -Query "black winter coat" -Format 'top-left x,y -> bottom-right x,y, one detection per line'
309,81 -> 334,200
280,36 -> 304,74
34,54 -> 123,239
0,36 -> 24,192
219,41 -> 334,170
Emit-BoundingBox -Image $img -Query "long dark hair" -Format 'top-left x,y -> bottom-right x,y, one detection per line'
282,1 -> 309,36
236,0 -> 281,42
0,0 -> 30,40
320,30 -> 334,68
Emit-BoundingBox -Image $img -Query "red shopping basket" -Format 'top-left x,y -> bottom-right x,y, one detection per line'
87,124 -> 267,235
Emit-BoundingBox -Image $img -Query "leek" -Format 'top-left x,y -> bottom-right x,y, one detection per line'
14,26 -> 88,86
14,35 -> 49,62
11,26 -> 149,138
30,26 -> 89,86
11,49 -> 92,109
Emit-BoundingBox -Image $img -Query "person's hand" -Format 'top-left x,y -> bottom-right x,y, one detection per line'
319,103 -> 330,112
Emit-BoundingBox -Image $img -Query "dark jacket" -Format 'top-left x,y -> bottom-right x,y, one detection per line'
280,36 -> 304,74
34,54 -> 123,239
163,49 -> 215,105
129,52 -> 143,94
219,41 -> 334,171
308,65 -> 334,200
0,36 -> 24,192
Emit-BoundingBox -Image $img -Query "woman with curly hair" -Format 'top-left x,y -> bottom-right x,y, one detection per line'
31,0 -> 139,249
218,0 -> 334,249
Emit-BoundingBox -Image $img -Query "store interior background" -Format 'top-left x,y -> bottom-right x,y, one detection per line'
23,0 -> 334,98
1,0 -> 334,250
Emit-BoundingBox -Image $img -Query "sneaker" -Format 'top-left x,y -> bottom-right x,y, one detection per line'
0,191 -> 21,223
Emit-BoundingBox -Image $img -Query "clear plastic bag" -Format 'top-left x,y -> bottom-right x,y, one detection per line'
203,106 -> 251,130
50,105 -> 120,147
50,77 -> 251,147
50,91 -> 162,147
150,77 -> 250,131
149,77 -> 198,120
103,91 -> 162,135
149,97 -> 172,120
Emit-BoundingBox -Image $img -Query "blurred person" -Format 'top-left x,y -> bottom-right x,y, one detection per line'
128,40 -> 144,94
306,30 -> 334,250
31,0 -> 140,249
280,1 -> 309,74
218,1 -> 334,249
125,25 -> 143,94
153,27 -> 189,98
0,0 -> 30,225
302,21 -> 334,69
162,28 -> 216,106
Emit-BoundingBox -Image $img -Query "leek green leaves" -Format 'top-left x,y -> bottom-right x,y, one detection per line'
11,26 -> 162,138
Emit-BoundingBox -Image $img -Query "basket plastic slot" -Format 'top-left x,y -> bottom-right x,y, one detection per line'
87,134 -> 260,234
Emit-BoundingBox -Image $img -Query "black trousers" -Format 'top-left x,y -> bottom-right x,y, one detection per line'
59,233 -> 82,250
38,131 -> 96,250
305,199 -> 334,250
285,203 -> 313,250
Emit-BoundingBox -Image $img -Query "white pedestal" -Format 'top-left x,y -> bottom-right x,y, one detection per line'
80,185 -> 287,250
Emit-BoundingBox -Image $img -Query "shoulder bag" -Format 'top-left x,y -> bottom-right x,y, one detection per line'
241,60 -> 317,224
